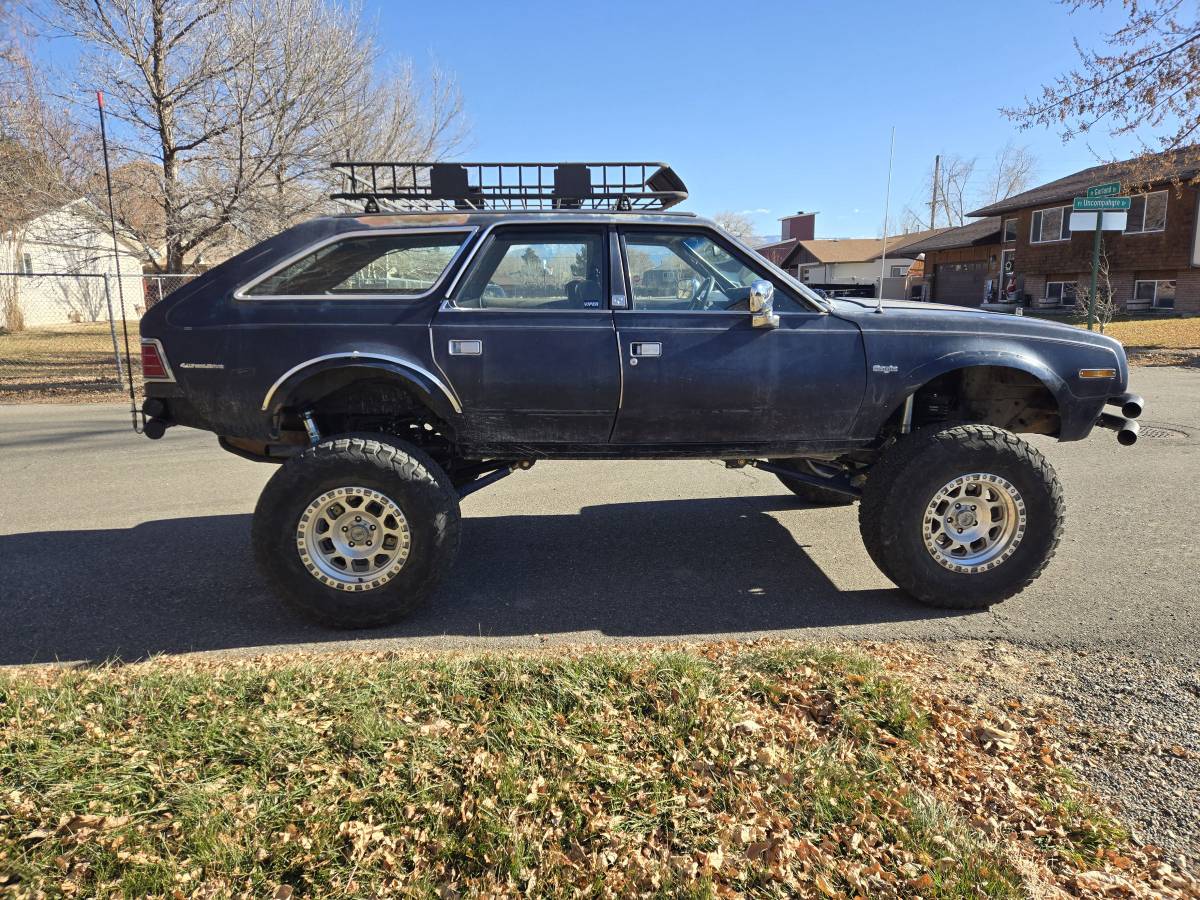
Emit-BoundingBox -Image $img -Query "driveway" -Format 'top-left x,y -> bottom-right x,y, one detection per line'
2,366 -> 1198,666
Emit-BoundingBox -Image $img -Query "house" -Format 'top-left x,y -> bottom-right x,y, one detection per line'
756,211 -> 816,267
1,199 -> 145,328
778,227 -> 945,286
894,217 -> 1005,307
966,148 -> 1200,313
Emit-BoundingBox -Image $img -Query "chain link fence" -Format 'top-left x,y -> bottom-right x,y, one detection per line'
0,271 -> 197,401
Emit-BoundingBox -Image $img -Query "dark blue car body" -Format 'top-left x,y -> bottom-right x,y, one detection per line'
139,210 -> 1130,461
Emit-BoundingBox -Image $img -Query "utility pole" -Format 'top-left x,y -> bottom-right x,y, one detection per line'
929,154 -> 940,230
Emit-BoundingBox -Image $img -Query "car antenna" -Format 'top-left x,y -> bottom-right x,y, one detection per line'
875,126 -> 896,315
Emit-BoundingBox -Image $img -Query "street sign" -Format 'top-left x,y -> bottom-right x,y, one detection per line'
1073,196 -> 1131,211
1086,181 -> 1121,198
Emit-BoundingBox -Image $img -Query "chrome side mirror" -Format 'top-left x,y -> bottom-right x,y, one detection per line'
749,280 -> 779,328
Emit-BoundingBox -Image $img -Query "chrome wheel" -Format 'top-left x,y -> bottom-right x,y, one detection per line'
296,486 -> 410,590
921,473 -> 1025,573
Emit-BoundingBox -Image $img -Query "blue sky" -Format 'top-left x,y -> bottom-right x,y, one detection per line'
368,0 -> 1145,239
34,0 -> 1149,240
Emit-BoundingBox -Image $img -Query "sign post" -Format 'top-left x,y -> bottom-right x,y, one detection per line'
1072,189 -> 1130,330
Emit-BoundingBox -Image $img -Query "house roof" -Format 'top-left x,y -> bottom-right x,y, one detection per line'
14,198 -> 145,257
755,237 -> 797,251
892,217 -> 1002,255
781,227 -> 946,268
968,146 -> 1200,217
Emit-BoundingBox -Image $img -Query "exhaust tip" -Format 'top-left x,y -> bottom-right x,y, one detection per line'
1110,392 -> 1143,419
1118,420 -> 1139,446
143,418 -> 168,440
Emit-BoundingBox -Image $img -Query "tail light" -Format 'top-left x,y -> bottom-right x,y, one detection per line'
141,339 -> 174,382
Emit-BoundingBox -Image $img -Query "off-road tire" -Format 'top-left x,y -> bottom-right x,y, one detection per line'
252,435 -> 461,628
858,425 -> 1064,609
769,459 -> 856,506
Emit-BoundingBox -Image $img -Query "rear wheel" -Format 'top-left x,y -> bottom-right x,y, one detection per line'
252,435 -> 460,628
769,459 -> 856,506
859,425 -> 1064,609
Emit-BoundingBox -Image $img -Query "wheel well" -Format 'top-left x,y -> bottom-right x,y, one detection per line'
906,366 -> 1060,437
280,369 -> 455,449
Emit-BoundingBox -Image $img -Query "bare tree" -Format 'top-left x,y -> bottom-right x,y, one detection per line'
712,210 -> 758,242
1074,243 -> 1117,332
978,140 -> 1038,205
0,12 -> 96,331
1003,0 -> 1200,184
43,0 -> 466,273
902,143 -> 1037,231
937,155 -> 977,226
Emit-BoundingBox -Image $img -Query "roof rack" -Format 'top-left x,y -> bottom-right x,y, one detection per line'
330,161 -> 687,213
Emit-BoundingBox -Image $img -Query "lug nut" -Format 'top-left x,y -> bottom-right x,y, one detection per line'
355,515 -> 361,522
342,526 -> 348,532
369,524 -> 376,531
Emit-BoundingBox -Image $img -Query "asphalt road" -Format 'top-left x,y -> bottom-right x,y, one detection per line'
2,365 -> 1199,666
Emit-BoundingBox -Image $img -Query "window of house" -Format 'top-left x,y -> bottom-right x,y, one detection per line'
1135,279 -> 1176,309
1044,281 -> 1078,306
1030,206 -> 1072,243
456,230 -> 605,310
1003,218 -> 1017,243
1124,191 -> 1168,235
890,265 -> 909,277
243,231 -> 469,297
19,252 -> 32,274
624,230 -> 802,312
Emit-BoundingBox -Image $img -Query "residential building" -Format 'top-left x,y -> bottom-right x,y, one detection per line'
967,148 -> 1200,313
895,218 -> 1004,307
756,211 -> 816,268
778,227 -> 945,286
1,199 -> 145,328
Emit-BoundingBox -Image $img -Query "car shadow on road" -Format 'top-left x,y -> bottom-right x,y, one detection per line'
0,495 -> 969,664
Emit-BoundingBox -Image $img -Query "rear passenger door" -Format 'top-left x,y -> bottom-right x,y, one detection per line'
431,225 -> 620,446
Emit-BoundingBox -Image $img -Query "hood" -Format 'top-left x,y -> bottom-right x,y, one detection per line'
827,296 -> 1122,347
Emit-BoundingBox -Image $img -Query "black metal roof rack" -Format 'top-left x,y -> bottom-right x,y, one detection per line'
330,161 -> 687,213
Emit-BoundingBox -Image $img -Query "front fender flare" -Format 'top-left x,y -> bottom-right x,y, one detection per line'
261,352 -> 462,423
857,349 -> 1072,439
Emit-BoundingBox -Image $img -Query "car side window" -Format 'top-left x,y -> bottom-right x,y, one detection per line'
455,230 -> 606,310
244,231 -> 468,297
623,231 -> 802,312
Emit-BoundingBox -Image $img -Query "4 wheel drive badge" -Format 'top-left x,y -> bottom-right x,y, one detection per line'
872,364 -> 899,374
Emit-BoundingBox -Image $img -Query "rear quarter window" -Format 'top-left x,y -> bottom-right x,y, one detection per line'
241,230 -> 470,298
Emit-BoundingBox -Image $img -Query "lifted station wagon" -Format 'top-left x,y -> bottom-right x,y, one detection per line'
137,162 -> 1142,627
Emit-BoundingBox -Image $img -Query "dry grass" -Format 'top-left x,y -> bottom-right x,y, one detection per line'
1097,316 -> 1200,350
0,322 -> 139,403
1,642 -> 1194,899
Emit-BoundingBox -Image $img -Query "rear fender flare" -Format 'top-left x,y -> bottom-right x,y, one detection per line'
261,352 -> 462,423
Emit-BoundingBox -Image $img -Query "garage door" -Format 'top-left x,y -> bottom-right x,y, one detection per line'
934,261 -> 987,306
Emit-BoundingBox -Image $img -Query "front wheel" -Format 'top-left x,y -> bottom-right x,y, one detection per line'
859,425 -> 1064,609
252,435 -> 461,628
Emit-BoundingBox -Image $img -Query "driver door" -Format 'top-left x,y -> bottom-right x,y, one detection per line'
610,226 -> 866,446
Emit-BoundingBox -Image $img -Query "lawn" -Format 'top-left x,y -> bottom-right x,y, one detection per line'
0,322 -> 140,403
1071,314 -> 1200,366
1,643 -> 1192,899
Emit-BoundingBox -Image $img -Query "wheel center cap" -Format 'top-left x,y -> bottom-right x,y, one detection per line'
348,523 -> 371,543
955,510 -> 977,528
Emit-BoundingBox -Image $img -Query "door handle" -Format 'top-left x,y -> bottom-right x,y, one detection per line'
449,339 -> 482,356
630,341 -> 661,358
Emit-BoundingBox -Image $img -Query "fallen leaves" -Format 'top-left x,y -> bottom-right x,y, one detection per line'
0,641 -> 1195,899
